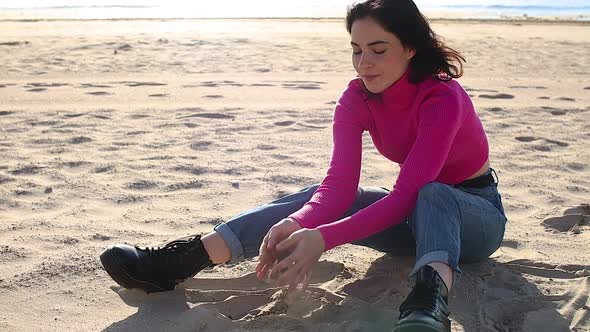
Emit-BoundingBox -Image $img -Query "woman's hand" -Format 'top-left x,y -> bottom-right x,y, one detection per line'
256,218 -> 302,280
269,228 -> 326,292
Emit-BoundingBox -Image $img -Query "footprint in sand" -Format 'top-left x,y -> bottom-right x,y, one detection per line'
514,136 -> 569,151
584,87 -> 590,90
10,165 -> 44,175
69,136 -> 92,144
26,82 -> 68,88
86,91 -> 112,96
508,85 -> 547,90
479,93 -> 515,99
190,141 -> 213,151
270,154 -> 290,160
148,94 -> 168,98
166,180 -> 204,191
0,111 -> 14,116
78,83 -> 113,89
282,83 -> 321,90
173,165 -> 208,175
0,246 -> 29,263
0,175 -> 15,184
542,204 -> 590,234
26,88 -> 47,92
92,114 -> 111,120
256,144 -> 277,151
117,81 -> 167,87
0,41 -> 29,46
62,161 -> 91,168
92,165 -> 115,174
549,110 -> 567,116
203,95 -> 224,99
63,112 -> 86,118
126,130 -> 149,136
537,96 -> 551,100
266,174 -> 313,185
178,113 -> 235,120
185,81 -> 244,88
566,162 -> 586,171
465,88 -> 498,93
486,107 -> 505,113
515,136 -> 538,142
556,97 -> 576,102
274,121 -> 296,126
128,114 -> 151,119
297,123 -> 327,129
250,83 -> 274,87
125,180 -> 160,190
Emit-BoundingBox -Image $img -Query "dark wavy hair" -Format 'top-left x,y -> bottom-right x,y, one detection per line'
346,0 -> 465,83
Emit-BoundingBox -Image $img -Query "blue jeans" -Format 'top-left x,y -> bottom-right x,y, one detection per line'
214,169 -> 507,279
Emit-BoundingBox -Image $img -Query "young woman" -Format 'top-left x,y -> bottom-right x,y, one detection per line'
100,1 -> 507,331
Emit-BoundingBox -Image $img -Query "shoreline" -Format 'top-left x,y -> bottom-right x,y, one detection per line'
0,16 -> 589,25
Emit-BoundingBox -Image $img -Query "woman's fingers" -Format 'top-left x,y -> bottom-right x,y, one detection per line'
256,241 -> 269,272
277,262 -> 301,287
275,233 -> 299,252
302,271 -> 311,290
267,219 -> 290,249
270,251 -> 298,279
274,248 -> 307,287
256,263 -> 269,280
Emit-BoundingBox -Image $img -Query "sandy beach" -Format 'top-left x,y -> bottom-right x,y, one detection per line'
0,18 -> 589,331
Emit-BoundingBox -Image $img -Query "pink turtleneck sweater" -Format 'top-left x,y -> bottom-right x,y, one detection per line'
288,71 -> 489,250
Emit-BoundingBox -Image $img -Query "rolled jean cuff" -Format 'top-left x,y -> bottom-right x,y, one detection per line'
213,222 -> 244,264
410,250 -> 463,284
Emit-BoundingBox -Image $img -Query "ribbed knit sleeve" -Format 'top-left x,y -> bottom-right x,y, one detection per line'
288,86 -> 368,228
316,88 -> 466,250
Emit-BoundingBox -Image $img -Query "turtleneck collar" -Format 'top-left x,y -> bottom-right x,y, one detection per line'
359,67 -> 419,110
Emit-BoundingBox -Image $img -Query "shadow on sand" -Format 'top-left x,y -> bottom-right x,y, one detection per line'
104,251 -> 583,331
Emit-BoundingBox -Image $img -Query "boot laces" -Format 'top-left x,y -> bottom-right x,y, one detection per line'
400,282 -> 441,313
137,237 -> 199,266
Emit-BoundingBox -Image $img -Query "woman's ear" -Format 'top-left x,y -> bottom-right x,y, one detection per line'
407,48 -> 416,60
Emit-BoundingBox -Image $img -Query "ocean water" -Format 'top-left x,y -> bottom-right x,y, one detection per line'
0,0 -> 588,20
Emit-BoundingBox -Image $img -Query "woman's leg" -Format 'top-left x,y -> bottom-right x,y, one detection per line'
211,184 -> 414,264
393,174 -> 506,331
212,184 -> 321,264
346,187 -> 416,256
408,179 -> 507,287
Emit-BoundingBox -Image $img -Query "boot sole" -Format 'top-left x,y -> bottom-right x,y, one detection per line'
392,321 -> 448,332
99,246 -> 167,293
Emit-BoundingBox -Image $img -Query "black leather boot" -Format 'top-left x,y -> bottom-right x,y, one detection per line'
100,235 -> 213,293
393,265 -> 451,332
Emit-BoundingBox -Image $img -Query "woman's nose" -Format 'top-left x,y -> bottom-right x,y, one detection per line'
358,53 -> 374,69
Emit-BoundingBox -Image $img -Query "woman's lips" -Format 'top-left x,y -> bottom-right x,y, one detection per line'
362,74 -> 380,82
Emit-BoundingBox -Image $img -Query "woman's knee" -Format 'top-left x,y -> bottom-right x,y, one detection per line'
409,182 -> 460,231
299,183 -> 320,193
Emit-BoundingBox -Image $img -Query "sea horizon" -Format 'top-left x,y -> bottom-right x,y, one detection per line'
0,1 -> 589,21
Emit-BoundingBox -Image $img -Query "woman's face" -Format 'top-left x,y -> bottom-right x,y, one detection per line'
350,17 -> 416,93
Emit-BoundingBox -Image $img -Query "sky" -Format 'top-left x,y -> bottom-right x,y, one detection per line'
0,1 -> 587,19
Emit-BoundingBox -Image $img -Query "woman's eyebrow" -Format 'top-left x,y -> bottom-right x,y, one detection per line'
350,40 -> 390,47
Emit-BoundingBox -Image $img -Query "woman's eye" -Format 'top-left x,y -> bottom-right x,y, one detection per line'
374,50 -> 386,55
352,49 -> 362,55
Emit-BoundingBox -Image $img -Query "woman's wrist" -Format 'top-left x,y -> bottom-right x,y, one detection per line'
286,217 -> 303,231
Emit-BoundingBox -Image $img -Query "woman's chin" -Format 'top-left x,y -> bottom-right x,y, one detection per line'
363,82 -> 384,94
